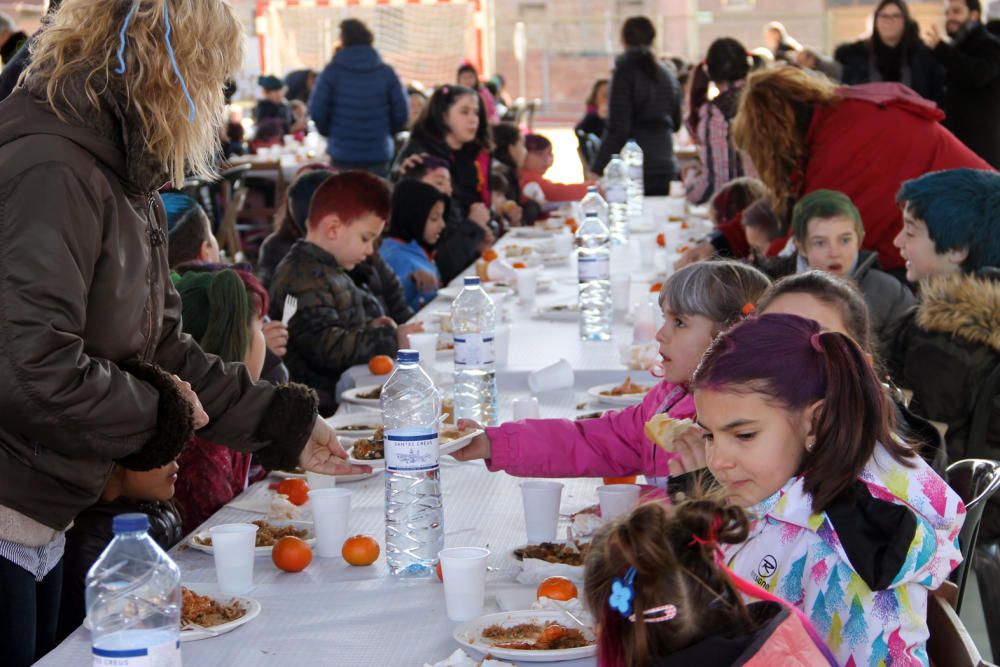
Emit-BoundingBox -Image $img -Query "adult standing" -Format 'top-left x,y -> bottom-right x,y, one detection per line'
923,0 -> 1000,168
763,21 -> 802,63
684,38 -> 756,204
677,67 -> 991,274
0,11 -> 27,64
0,2 -> 365,665
0,0 -> 61,102
309,18 -> 408,178
835,0 -> 945,106
590,16 -> 682,195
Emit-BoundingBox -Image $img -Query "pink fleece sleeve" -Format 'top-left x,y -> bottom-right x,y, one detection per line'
485,381 -> 695,478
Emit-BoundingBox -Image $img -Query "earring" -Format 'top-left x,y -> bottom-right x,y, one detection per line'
805,438 -> 816,452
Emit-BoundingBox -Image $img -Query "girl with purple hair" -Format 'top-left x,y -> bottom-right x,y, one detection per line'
684,313 -> 964,666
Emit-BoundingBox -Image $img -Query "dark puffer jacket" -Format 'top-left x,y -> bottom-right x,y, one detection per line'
269,240 -> 399,415
591,47 -> 682,194
835,38 -> 945,106
309,45 -> 408,165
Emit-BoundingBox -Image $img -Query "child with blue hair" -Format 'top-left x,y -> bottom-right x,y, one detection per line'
890,168 -> 1000,534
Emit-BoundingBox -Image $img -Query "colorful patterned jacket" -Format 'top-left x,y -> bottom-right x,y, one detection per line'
722,444 -> 965,666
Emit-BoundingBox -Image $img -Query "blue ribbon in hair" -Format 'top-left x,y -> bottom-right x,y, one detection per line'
115,0 -> 197,123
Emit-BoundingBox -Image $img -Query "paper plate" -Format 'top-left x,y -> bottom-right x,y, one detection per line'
187,521 -> 315,557
340,384 -> 383,408
453,610 -> 596,663
587,382 -> 651,406
86,596 -> 262,642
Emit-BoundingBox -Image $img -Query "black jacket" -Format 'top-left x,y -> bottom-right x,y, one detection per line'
852,251 -> 918,358
931,23 -> 1000,168
348,252 -> 415,325
835,38 -> 945,106
394,131 -> 486,218
57,498 -> 183,641
435,201 -> 486,285
591,47 -> 682,194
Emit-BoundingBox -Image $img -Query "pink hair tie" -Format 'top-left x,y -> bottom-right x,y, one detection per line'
810,332 -> 824,353
441,85 -> 450,94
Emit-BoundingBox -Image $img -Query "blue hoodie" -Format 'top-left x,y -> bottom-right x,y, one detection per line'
309,45 -> 408,164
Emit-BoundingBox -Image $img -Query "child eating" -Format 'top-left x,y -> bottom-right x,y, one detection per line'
687,313 -> 964,665
380,179 -> 449,311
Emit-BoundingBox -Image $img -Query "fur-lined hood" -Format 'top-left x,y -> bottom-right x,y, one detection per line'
917,272 -> 1000,353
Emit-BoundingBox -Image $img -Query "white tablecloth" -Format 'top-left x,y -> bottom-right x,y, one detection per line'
37,197 -> 704,667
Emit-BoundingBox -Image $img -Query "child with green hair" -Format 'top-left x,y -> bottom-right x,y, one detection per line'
170,267 -> 271,533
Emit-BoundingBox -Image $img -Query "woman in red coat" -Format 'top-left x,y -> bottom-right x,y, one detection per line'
684,67 -> 991,275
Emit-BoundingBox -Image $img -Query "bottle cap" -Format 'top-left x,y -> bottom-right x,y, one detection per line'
397,349 -> 419,364
112,513 -> 149,535
463,276 -> 481,286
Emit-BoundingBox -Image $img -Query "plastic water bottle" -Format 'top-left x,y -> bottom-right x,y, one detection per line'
87,513 -> 182,667
381,349 -> 444,577
577,211 -> 613,341
452,277 -> 499,426
603,154 -> 629,245
580,186 -> 608,228
622,140 -> 644,226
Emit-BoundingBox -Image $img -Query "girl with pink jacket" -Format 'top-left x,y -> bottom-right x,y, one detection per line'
454,261 -> 772,481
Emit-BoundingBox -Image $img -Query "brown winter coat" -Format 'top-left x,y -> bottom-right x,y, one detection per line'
0,76 -> 317,540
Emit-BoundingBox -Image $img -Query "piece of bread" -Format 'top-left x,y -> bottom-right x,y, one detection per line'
644,414 -> 698,452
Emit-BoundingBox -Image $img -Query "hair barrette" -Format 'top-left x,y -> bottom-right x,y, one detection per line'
609,566 -> 636,618
628,604 -> 678,624
810,332 -> 824,353
441,85 -> 450,95
741,302 -> 756,317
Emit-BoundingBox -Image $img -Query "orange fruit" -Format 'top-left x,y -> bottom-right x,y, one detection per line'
680,222 -> 690,230
436,561 -> 443,582
342,535 -> 380,566
277,478 -> 310,506
678,245 -> 690,254
603,475 -> 638,485
649,282 -> 663,293
368,354 -> 394,375
512,262 -> 527,269
656,232 -> 666,247
537,576 -> 578,601
482,248 -> 498,262
272,536 -> 312,572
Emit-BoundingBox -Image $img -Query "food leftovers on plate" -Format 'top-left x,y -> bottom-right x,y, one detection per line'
513,542 -> 590,566
600,376 -> 649,397
357,385 -> 383,400
643,414 -> 699,452
352,426 -> 385,460
547,304 -> 577,312
439,426 -> 475,443
181,587 -> 246,628
437,340 -> 455,352
574,411 -> 606,421
193,520 -> 308,548
504,245 -> 533,258
481,622 -> 592,650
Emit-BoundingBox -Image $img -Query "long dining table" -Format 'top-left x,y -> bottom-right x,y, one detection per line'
37,196 -> 704,667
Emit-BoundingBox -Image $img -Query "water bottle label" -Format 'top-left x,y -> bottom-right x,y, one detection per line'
578,255 -> 610,282
385,429 -> 440,472
605,186 -> 626,204
92,639 -> 181,667
454,333 -> 495,369
628,165 -> 643,180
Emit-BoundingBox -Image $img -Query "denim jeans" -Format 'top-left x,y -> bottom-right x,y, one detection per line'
0,555 -> 64,667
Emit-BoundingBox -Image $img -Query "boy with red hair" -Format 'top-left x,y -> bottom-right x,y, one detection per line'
269,171 -> 421,415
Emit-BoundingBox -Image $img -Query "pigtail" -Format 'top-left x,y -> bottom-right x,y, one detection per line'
801,331 -> 907,512
199,269 -> 250,363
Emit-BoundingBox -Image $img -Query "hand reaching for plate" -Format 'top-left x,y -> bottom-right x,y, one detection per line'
299,417 -> 373,476
448,419 -> 491,461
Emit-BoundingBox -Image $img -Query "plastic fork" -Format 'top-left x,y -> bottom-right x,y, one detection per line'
281,294 -> 298,326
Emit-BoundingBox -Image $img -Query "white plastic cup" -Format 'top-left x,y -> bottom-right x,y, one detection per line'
209,523 -> 258,594
308,488 -> 352,558
438,547 -> 491,621
516,267 -> 539,306
492,292 -> 508,324
495,324 -> 512,367
668,180 -> 686,198
554,231 -> 575,256
611,274 -> 630,314
408,332 -> 439,372
512,397 -> 540,421
638,237 -> 656,268
527,359 -> 575,393
598,484 -> 641,520
520,481 -> 564,543
305,470 -> 337,490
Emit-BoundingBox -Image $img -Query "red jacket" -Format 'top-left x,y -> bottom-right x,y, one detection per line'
741,84 -> 992,269
173,436 -> 266,534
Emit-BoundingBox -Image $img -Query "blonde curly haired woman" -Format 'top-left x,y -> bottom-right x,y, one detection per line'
0,3 -> 367,663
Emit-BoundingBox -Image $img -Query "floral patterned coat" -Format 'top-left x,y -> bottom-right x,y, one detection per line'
722,444 -> 965,666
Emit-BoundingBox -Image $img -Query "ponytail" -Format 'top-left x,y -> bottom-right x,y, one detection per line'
200,269 -> 250,364
801,331 -> 909,512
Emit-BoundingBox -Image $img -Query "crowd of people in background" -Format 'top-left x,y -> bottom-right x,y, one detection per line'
0,0 -> 999,665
